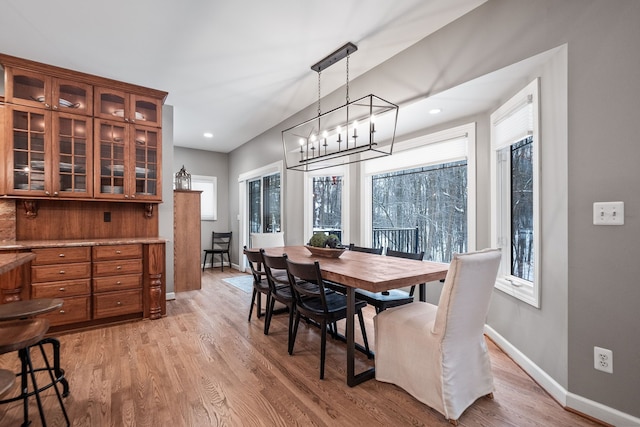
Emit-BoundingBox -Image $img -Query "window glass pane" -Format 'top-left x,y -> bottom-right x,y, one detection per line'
248,179 -> 261,234
510,136 -> 534,281
372,160 -> 467,262
262,174 -> 281,232
312,176 -> 342,241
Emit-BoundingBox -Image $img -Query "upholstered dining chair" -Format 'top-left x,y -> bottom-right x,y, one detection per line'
244,246 -> 270,322
354,248 -> 425,313
202,231 -> 232,271
260,250 -> 295,349
250,232 -> 284,249
284,255 -> 370,379
374,248 -> 501,425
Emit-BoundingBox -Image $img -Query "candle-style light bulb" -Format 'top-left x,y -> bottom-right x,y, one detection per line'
370,114 -> 376,133
299,138 -> 305,161
353,120 -> 358,137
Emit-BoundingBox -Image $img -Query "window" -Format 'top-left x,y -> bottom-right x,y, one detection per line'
362,124 -> 476,262
490,78 -> 540,307
248,173 -> 281,234
191,175 -> 217,220
304,166 -> 348,244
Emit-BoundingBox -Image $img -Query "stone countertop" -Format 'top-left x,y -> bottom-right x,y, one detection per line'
0,252 -> 36,275
0,237 -> 168,251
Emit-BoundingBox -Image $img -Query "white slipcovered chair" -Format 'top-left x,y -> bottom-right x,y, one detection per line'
250,232 -> 284,249
374,248 -> 501,425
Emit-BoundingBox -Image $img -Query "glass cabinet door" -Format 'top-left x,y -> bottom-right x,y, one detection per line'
5,68 -> 52,109
53,78 -> 93,115
132,125 -> 161,200
132,94 -> 162,127
8,106 -> 51,194
52,113 -> 92,197
95,120 -> 128,199
95,87 -> 128,122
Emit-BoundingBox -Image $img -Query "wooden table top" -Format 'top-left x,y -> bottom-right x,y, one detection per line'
261,246 -> 448,293
0,252 -> 36,275
0,298 -> 63,321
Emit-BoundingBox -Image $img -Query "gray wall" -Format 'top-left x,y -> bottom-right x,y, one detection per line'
173,147 -> 230,259
223,0 -> 640,419
160,105 -> 174,295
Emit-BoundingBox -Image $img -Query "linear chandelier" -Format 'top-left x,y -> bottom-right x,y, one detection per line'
282,42 -> 399,172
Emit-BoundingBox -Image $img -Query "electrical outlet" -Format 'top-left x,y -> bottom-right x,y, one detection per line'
594,346 -> 613,373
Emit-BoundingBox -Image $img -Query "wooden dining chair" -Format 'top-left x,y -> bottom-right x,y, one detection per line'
284,255 -> 370,379
354,248 -> 425,313
260,250 -> 295,350
203,231 -> 232,271
244,246 -> 270,322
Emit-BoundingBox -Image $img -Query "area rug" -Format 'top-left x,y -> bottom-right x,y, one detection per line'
222,275 -> 254,293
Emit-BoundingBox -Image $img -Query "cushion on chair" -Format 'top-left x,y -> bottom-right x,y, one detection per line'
250,233 -> 285,248
374,248 -> 501,422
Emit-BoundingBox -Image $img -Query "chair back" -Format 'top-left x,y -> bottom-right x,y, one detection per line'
433,248 -> 501,342
260,249 -> 288,295
250,232 -> 284,248
348,243 -> 383,255
385,248 -> 424,261
284,255 -> 328,315
212,231 -> 232,251
243,246 -> 264,284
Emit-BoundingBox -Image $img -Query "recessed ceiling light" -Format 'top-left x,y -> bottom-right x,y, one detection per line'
429,108 -> 442,115
204,132 -> 214,138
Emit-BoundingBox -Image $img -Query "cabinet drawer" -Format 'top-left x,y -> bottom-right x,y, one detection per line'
93,259 -> 142,277
93,289 -> 142,319
32,247 -> 91,265
93,274 -> 141,293
32,262 -> 91,283
31,279 -> 91,298
37,296 -> 91,326
93,244 -> 142,261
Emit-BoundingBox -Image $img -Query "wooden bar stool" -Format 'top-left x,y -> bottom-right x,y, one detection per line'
0,318 -> 70,427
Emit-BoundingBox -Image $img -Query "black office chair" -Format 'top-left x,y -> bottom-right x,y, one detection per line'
284,255 -> 370,379
348,243 -> 383,255
203,231 -> 232,271
353,246 -> 425,313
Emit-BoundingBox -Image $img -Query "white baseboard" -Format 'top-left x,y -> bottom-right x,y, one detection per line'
166,292 -> 176,301
484,325 -> 640,426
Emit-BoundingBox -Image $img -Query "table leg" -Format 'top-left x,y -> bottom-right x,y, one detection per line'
346,287 -> 375,387
419,283 -> 426,302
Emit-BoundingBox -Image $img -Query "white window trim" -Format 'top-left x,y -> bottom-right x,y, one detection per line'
490,78 -> 541,308
238,161 -> 283,271
361,123 -> 476,252
303,165 -> 350,245
191,175 -> 217,221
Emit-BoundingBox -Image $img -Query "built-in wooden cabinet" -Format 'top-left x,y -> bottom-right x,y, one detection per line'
30,247 -> 92,327
0,53 -> 166,203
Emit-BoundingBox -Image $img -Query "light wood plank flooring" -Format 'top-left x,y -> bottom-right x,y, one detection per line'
0,269 -> 604,426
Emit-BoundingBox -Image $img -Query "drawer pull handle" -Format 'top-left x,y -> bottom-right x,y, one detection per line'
59,270 -> 65,274
116,266 -> 122,270
59,253 -> 65,257
59,287 -> 65,292
116,250 -> 122,254
116,281 -> 122,285
116,301 -> 122,306
59,310 -> 65,314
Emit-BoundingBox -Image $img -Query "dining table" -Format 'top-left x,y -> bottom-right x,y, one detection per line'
261,245 -> 449,387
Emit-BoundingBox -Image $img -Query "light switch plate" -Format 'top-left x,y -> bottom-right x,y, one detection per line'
593,201 -> 624,225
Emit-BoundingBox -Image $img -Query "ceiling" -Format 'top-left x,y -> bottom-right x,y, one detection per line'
0,0 -> 490,153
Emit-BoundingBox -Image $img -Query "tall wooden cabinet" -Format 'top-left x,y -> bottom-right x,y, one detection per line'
174,190 -> 202,292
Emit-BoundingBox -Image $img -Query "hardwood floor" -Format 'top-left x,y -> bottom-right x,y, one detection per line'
0,269 -> 604,426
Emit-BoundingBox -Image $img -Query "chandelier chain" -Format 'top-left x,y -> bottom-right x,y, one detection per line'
317,70 -> 322,117
346,54 -> 350,103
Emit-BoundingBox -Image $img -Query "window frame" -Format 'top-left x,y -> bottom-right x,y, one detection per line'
303,165 -> 349,245
361,123 -> 476,253
490,78 -> 541,307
